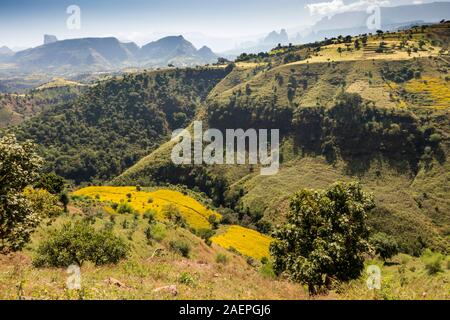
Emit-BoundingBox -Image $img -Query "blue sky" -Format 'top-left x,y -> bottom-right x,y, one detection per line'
0,0 -> 446,50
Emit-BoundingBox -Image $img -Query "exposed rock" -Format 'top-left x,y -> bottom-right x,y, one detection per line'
104,277 -> 127,288
152,284 -> 178,296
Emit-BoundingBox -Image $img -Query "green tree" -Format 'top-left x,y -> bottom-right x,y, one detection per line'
60,191 -> 70,212
0,134 -> 43,253
370,232 -> 399,261
34,172 -> 66,195
270,182 -> 375,295
33,220 -> 129,267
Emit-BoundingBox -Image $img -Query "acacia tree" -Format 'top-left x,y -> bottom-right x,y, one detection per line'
270,182 -> 375,295
0,134 -> 43,253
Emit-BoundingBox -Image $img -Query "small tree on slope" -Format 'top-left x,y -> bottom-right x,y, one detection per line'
270,181 -> 375,295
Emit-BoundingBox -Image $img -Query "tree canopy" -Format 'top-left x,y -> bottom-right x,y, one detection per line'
270,181 -> 375,295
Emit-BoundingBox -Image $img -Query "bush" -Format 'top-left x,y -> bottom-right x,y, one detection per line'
197,228 -> 215,245
144,223 -> 166,242
429,133 -> 442,144
143,209 -> 156,224
215,253 -> 229,264
33,221 -> 129,267
169,240 -> 191,258
370,232 -> 399,261
178,272 -> 196,286
208,214 -> 219,229
260,261 -> 276,278
162,204 -> 186,227
117,201 -> 134,214
421,249 -> 444,275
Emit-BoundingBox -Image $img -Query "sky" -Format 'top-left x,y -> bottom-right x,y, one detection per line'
0,0 -> 446,51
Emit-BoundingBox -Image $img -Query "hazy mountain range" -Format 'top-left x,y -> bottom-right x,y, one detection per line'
0,1 -> 448,75
0,35 -> 218,75
225,1 -> 450,54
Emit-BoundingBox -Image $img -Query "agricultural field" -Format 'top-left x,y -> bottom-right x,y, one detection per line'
211,225 -> 272,260
73,186 -> 221,231
72,186 -> 272,260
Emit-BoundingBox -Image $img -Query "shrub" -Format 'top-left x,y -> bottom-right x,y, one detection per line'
169,240 -> 191,258
197,228 -> 215,245
208,214 -> 219,229
178,272 -> 196,286
215,253 -> 229,264
260,261 -> 276,278
33,221 -> 129,267
162,204 -> 186,227
144,223 -> 167,242
421,249 -> 443,275
143,209 -> 156,224
370,232 -> 399,261
117,201 -> 134,214
429,133 -> 442,144
23,186 -> 63,219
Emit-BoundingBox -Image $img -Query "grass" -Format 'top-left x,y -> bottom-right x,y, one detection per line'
0,207 -> 305,300
36,77 -> 85,90
336,254 -> 449,300
211,225 -> 272,260
0,207 -> 447,299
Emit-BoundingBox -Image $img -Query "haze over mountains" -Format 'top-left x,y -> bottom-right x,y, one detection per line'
1,35 -> 218,75
0,1 -> 449,75
225,1 -> 450,54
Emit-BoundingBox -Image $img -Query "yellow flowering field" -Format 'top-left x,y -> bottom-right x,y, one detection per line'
72,186 -> 220,230
211,225 -> 273,260
404,76 -> 450,109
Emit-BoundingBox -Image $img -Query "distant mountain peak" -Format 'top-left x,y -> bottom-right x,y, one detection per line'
44,34 -> 58,45
197,45 -> 217,60
263,29 -> 289,45
0,45 -> 14,55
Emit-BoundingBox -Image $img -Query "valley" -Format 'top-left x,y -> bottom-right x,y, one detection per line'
0,20 -> 449,300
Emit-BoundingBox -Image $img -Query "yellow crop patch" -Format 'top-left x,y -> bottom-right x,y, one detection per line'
404,76 -> 450,109
211,225 -> 272,260
72,186 -> 220,230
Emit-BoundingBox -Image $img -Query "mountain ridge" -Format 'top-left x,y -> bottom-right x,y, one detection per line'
7,35 -> 218,74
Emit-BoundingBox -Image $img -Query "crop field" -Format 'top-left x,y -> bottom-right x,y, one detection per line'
211,225 -> 272,260
73,186 -> 221,230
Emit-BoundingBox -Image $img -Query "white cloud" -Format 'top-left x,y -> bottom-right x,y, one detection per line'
306,0 -> 390,17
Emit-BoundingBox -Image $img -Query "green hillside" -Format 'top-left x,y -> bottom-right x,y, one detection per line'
0,84 -> 84,128
115,23 -> 450,255
12,68 -> 229,183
